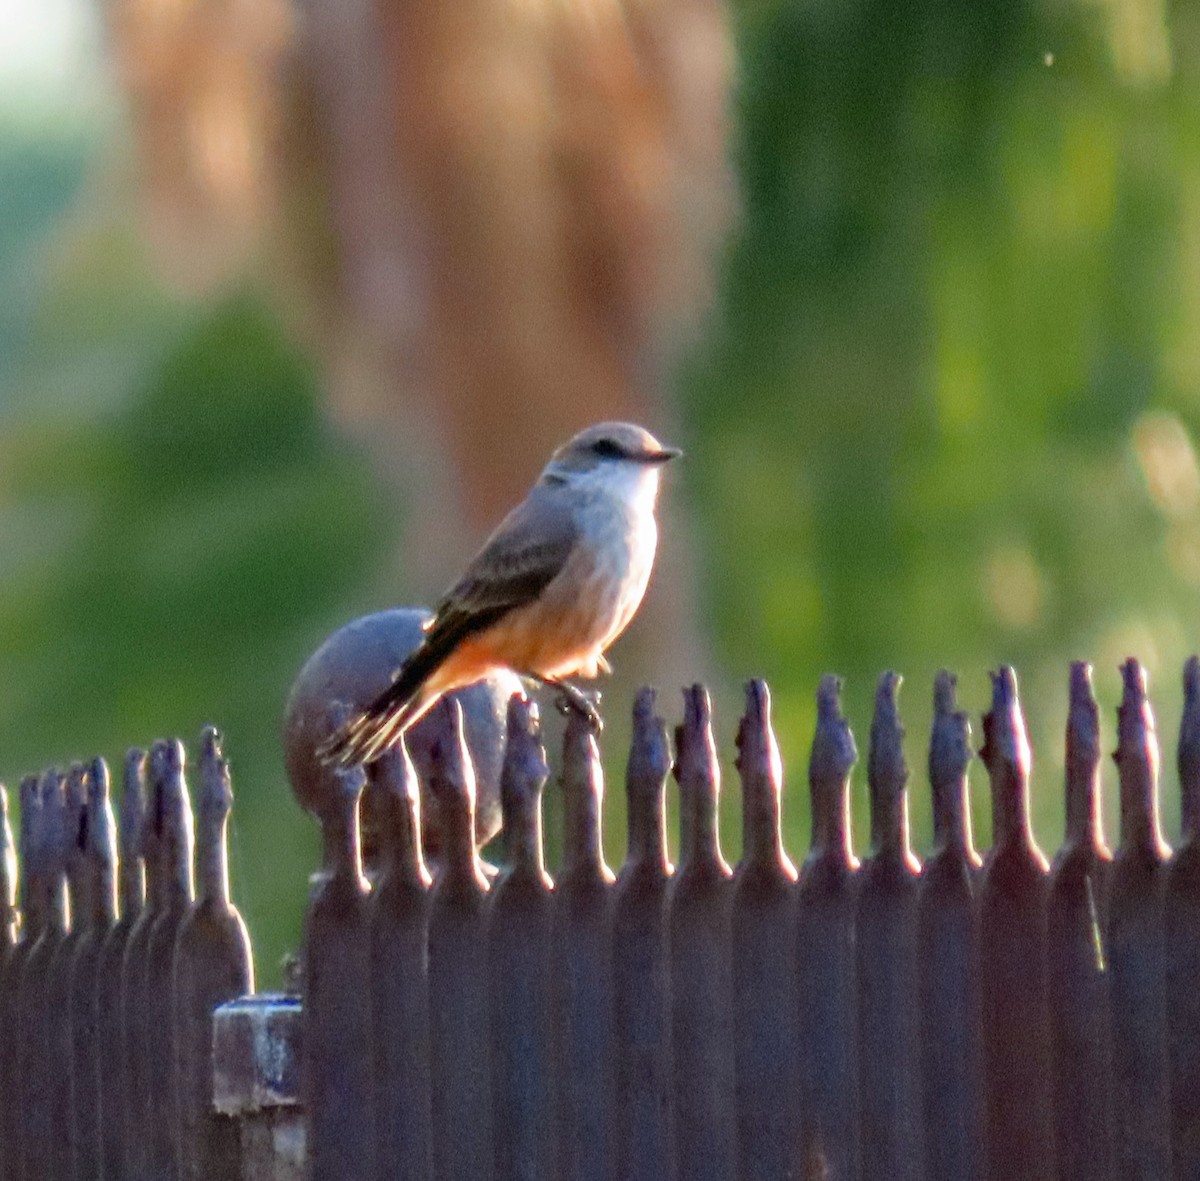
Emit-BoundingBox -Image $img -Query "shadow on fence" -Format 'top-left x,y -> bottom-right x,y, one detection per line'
2,657 -> 1200,1180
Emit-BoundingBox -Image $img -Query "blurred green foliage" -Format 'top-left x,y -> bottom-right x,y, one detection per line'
2,0 -> 1200,982
685,0 -> 1200,854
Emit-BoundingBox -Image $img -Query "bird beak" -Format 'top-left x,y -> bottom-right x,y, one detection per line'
641,445 -> 682,465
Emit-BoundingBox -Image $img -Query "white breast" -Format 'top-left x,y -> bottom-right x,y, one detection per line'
516,465 -> 661,677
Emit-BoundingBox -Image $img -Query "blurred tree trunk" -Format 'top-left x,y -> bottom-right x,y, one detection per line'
106,0 -> 734,688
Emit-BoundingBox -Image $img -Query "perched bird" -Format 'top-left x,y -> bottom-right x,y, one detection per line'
319,421 -> 681,765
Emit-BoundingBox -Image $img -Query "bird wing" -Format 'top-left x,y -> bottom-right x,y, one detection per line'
318,485 -> 579,765
430,485 -> 580,644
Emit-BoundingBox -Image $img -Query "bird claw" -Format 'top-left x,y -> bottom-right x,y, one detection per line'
554,683 -> 604,732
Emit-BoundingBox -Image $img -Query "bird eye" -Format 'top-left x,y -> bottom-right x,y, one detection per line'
591,438 -> 624,459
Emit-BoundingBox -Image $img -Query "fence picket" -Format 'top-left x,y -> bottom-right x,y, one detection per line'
68,759 -> 117,1181
302,709 -> 376,1181
427,698 -> 494,1181
143,741 -> 196,1181
795,676 -> 859,1181
99,751 -> 146,1181
856,674 -> 923,1181
369,740 -> 433,1181
19,770 -> 69,1181
612,688 -> 674,1181
489,696 -> 557,1181
917,672 -> 984,1181
1108,660 -> 1172,1178
978,668 -> 1053,1181
0,785 -> 17,1181
1046,664 -> 1114,1181
175,728 -> 255,1181
44,764 -> 88,1181
554,708 -> 616,1181
1168,656 -> 1200,1176
731,680 -> 798,1181
669,685 -> 735,1181
122,743 -> 168,1181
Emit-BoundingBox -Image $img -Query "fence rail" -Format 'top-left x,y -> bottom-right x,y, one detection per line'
2,657 -> 1200,1180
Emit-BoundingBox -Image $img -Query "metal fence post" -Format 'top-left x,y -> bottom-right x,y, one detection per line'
488,695 -> 557,1181
856,673 -> 923,1181
1107,660 -> 1171,1178
301,709 -> 375,1181
612,688 -> 674,1181
46,763 -> 88,1181
917,673 -> 984,1181
670,685 -> 735,1181
6,775 -> 40,1181
1046,664 -> 1114,1181
69,758 -> 117,1181
144,740 -> 196,1181
213,994 -> 304,1181
175,727 -> 255,1181
123,742 -> 167,1181
426,698 -> 494,1181
795,676 -> 859,1181
100,750 -> 146,1181
19,768 -> 69,1181
978,667 -> 1053,1181
0,784 -> 17,1181
369,741 -> 433,1181
731,680 -> 798,1181
554,706 -> 616,1181
1168,656 -> 1200,1174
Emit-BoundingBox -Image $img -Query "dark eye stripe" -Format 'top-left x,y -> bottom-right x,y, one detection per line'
592,439 -> 624,459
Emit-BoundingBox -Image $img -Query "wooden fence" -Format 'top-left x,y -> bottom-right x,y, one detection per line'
2,657 -> 1200,1180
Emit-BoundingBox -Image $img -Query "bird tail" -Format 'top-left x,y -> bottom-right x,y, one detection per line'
317,638 -> 452,767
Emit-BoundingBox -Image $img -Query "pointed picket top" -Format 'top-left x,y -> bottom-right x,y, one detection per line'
807,675 -> 858,865
197,726 -> 234,906
370,738 -> 431,891
64,762 -> 89,909
561,703 -> 613,883
867,672 -> 919,870
142,741 -> 170,910
0,784 -> 16,945
18,773 -> 42,935
928,670 -> 979,863
674,684 -> 729,875
980,666 -> 1043,864
735,679 -> 796,879
624,686 -> 672,875
85,758 -> 117,927
160,738 -> 196,902
428,696 -> 488,892
40,767 -> 69,931
499,693 -> 550,883
1181,658 -> 1200,844
315,702 -> 369,889
1113,659 -> 1170,860
1063,662 -> 1107,855
118,749 -> 147,920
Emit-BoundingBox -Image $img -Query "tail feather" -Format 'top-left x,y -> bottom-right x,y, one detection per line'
317,633 -> 457,766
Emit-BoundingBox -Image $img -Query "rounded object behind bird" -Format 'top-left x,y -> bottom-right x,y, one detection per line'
283,608 -> 520,852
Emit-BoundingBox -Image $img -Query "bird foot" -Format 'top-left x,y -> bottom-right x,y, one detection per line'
553,683 -> 604,732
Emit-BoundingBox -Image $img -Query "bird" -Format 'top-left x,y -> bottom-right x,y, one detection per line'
318,421 -> 681,766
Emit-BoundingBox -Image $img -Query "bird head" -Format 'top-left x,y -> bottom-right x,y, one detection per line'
541,422 -> 681,504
